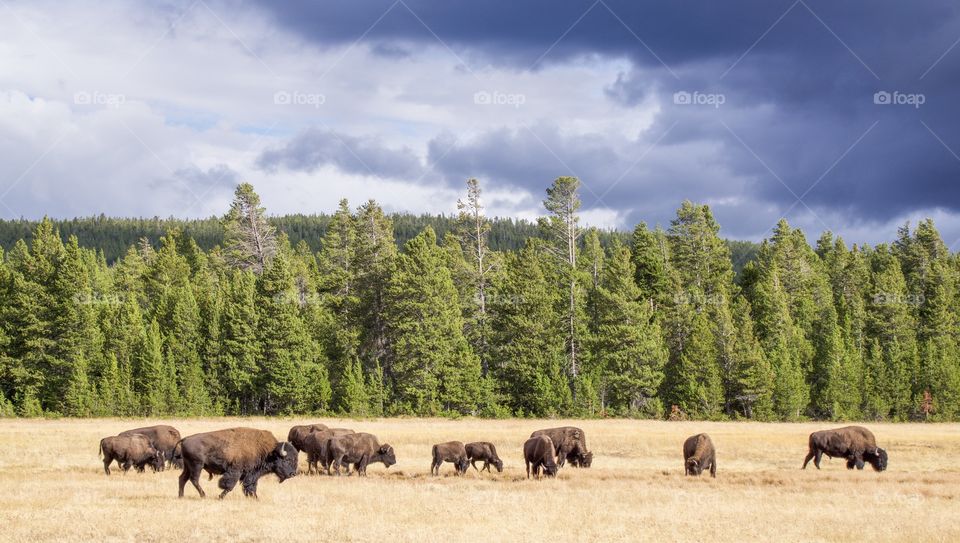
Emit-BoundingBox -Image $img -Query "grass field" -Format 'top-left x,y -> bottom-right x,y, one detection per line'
1,418 -> 958,542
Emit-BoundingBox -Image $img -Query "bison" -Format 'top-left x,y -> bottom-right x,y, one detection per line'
523,435 -> 558,479
119,425 -> 182,468
465,441 -> 503,473
99,434 -> 165,475
326,432 -> 396,476
302,428 -> 355,475
802,426 -> 888,472
287,423 -> 330,452
531,426 -> 592,468
177,427 -> 298,499
683,433 -> 716,478
431,441 -> 469,476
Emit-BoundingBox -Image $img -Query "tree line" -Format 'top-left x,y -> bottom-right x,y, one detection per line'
0,179 -> 957,420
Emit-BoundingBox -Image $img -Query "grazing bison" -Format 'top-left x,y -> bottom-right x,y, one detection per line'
683,433 -> 717,478
119,425 -> 182,468
431,441 -> 469,476
802,426 -> 888,472
302,428 -> 355,475
287,424 -> 330,452
326,432 -> 396,476
531,426 -> 592,468
177,428 -> 298,499
99,434 -> 165,475
465,442 -> 503,473
523,435 -> 558,479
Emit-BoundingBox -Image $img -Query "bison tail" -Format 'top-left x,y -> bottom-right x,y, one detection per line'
98,438 -> 104,458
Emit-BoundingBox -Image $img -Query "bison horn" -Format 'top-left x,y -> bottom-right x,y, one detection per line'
280,444 -> 288,457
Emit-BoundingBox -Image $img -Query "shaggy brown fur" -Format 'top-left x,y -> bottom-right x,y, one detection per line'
326,433 -> 396,476
431,441 -> 469,476
523,435 -> 558,479
531,426 -> 591,468
302,428 -> 354,474
286,424 -> 329,452
683,433 -> 717,478
119,425 -> 182,468
99,434 -> 164,475
177,428 -> 298,499
802,426 -> 888,472
465,441 -> 503,473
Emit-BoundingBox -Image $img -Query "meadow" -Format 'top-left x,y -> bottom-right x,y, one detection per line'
1,418 -> 958,542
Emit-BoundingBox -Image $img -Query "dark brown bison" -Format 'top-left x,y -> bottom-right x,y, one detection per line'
119,425 -> 182,468
99,434 -> 165,475
523,435 -> 558,479
683,433 -> 716,478
302,428 -> 355,474
802,426 -> 888,472
287,423 -> 330,451
431,441 -> 469,475
177,428 -> 298,499
531,426 -> 591,468
465,441 -> 503,473
326,432 -> 396,476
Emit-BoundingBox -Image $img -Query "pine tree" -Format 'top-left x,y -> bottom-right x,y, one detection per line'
353,200 -> 397,378
455,179 -> 499,377
490,241 -> 570,416
337,357 -> 369,416
223,183 -> 277,274
217,270 -> 261,414
588,240 -> 666,416
728,295 -> 774,419
541,177 -> 585,398
385,227 -> 482,415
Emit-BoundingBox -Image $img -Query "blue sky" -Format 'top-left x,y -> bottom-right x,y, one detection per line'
2,0 -> 960,245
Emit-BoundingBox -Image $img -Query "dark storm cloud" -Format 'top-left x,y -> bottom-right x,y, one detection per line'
257,127 -> 423,179
252,0 -> 960,236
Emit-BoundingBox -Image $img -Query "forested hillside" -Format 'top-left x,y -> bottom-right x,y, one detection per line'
0,179 -> 956,420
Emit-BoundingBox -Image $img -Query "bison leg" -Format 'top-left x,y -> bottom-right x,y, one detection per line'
431,457 -> 440,476
482,461 -> 490,473
241,472 -> 260,499
103,455 -> 113,475
813,450 -> 823,469
470,459 -> 479,472
121,459 -> 133,474
802,450 -> 815,470
218,471 -> 241,499
525,460 -> 530,479
179,463 -> 206,498
357,455 -> 369,477
710,459 -> 717,478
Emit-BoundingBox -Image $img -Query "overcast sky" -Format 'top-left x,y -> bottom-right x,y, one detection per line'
2,0 -> 959,245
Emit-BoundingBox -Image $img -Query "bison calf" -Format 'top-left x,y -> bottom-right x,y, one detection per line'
531,426 -> 592,468
523,435 -> 558,479
431,441 -> 469,476
802,425 -> 888,472
465,442 -> 503,473
119,425 -> 182,469
99,434 -> 165,475
327,433 -> 396,476
683,433 -> 716,478
302,428 -> 354,475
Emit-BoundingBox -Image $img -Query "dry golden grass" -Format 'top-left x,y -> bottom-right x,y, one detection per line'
1,418 -> 958,542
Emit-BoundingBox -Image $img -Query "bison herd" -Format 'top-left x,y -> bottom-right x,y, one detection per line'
96,423 -> 888,498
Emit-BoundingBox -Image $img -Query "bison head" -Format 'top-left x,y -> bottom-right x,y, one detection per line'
267,442 -> 299,482
456,457 -> 470,474
686,458 -> 702,476
378,444 -> 396,468
149,449 -> 166,473
866,448 -> 888,472
543,462 -> 558,478
492,457 -> 504,473
579,451 -> 594,468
